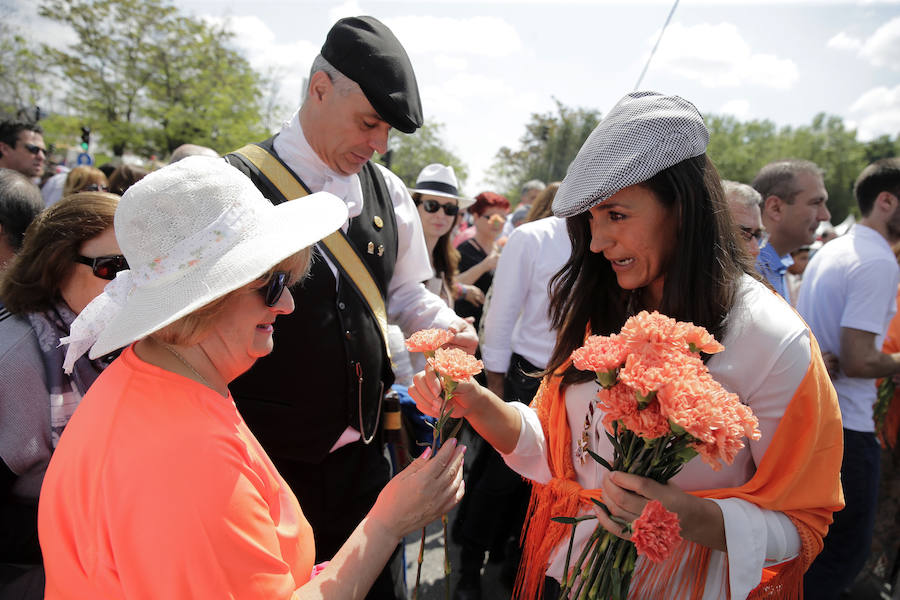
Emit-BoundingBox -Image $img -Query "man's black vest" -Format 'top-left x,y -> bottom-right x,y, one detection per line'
225,138 -> 398,464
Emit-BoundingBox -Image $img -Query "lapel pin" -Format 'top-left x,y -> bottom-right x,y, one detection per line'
373,215 -> 384,230
377,244 -> 385,257
367,241 -> 375,254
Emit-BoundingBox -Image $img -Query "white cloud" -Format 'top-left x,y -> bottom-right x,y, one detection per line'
859,16 -> 900,69
719,99 -> 751,119
328,1 -> 364,24
651,22 -> 798,89
827,31 -> 863,51
384,16 -> 523,58
433,54 -> 469,71
848,85 -> 900,140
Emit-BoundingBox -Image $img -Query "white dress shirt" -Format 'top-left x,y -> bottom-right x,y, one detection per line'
482,216 -> 571,373
273,111 -> 462,449
503,275 -> 806,599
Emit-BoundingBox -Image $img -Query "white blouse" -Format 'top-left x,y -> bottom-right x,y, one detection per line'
503,275 -> 808,600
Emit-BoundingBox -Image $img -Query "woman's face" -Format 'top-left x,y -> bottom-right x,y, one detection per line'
417,194 -> 459,243
201,274 -> 295,381
60,227 -> 121,315
474,206 -> 507,240
587,185 -> 678,310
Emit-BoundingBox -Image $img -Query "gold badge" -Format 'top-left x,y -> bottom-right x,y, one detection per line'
377,244 -> 385,257
367,241 -> 375,254
373,215 -> 384,230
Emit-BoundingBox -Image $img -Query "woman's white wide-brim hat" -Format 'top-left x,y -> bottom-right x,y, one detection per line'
408,163 -> 475,209
85,155 -> 348,359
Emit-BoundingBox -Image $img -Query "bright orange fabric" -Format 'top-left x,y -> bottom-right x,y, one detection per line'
38,345 -> 315,599
516,333 -> 844,600
878,287 -> 900,448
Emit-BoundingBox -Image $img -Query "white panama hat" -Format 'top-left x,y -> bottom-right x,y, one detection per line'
62,155 -> 348,370
408,163 -> 474,209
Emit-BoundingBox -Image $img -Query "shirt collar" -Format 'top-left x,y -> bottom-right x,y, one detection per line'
272,110 -> 362,218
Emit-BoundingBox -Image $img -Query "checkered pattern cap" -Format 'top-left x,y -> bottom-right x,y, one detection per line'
552,91 -> 709,218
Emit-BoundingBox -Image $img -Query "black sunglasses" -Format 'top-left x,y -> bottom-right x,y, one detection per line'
81,184 -> 108,192
259,271 -> 288,307
74,254 -> 129,280
418,199 -> 459,216
738,226 -> 764,242
23,143 -> 46,156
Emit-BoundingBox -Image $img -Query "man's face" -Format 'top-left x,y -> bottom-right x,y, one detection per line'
778,171 -> 830,249
727,198 -> 764,258
305,76 -> 392,176
885,193 -> 900,243
520,188 -> 540,207
0,130 -> 45,178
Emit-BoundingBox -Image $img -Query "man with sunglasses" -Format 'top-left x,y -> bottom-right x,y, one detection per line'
722,180 -> 764,260
0,120 -> 46,181
225,16 -> 476,600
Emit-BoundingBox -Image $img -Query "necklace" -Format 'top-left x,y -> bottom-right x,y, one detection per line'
163,344 -> 213,389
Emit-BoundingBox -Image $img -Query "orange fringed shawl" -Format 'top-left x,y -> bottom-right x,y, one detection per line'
515,333 -> 844,600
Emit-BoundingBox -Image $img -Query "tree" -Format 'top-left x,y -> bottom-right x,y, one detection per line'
37,0 -> 268,157
0,20 -> 54,119
487,99 -> 602,200
707,113 -> 869,224
376,121 -> 469,190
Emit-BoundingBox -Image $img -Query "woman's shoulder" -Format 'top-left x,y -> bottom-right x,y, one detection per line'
0,308 -> 40,363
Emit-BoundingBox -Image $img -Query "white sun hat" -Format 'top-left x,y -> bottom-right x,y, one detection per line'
552,91 -> 709,218
61,155 -> 347,370
408,163 -> 475,209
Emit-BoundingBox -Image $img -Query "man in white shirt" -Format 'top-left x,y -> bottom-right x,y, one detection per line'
798,158 -> 900,600
225,16 -> 475,599
454,215 -> 571,598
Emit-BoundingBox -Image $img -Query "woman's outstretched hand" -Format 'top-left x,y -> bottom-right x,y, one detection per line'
369,440 -> 466,541
408,366 -> 483,420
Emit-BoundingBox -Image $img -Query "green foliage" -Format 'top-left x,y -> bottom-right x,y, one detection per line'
0,21 -> 53,118
376,121 -> 468,190
36,0 -> 268,157
706,113 -> 884,224
487,98 -> 602,200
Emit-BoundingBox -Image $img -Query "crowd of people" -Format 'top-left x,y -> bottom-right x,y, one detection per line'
1,13 -> 899,600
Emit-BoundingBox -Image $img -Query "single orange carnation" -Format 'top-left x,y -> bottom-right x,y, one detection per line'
428,347 -> 484,382
673,321 -> 725,355
631,500 -> 682,563
571,334 -> 628,374
406,328 -> 455,353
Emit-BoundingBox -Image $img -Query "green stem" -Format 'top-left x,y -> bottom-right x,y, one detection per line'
413,526 -> 426,600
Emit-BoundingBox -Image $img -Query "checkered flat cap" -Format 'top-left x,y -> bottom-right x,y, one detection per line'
552,91 -> 709,218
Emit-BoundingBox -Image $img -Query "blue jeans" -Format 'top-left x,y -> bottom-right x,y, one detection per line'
803,428 -> 880,600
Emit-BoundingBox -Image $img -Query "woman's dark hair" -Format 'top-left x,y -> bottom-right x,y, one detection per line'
545,154 -> 752,385
413,192 -> 460,292
0,192 -> 118,315
108,164 -> 149,195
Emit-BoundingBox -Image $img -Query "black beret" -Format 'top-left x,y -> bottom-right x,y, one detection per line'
321,16 -> 423,134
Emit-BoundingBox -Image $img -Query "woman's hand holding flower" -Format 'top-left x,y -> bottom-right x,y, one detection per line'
409,365 -> 483,421
597,471 -> 725,552
369,440 -> 466,542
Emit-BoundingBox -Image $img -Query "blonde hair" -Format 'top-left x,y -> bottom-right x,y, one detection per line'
150,248 -> 312,346
64,166 -> 109,196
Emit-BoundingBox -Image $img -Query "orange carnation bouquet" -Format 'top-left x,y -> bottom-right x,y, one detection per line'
554,311 -> 760,599
405,329 -> 483,600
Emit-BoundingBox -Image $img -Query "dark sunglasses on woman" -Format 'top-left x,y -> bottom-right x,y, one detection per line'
81,184 -> 108,192
74,254 -> 129,280
259,271 -> 288,307
417,199 -> 460,216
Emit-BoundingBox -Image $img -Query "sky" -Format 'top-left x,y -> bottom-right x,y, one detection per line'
8,0 -> 900,193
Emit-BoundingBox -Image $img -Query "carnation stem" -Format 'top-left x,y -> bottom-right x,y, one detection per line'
413,525 -> 426,600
